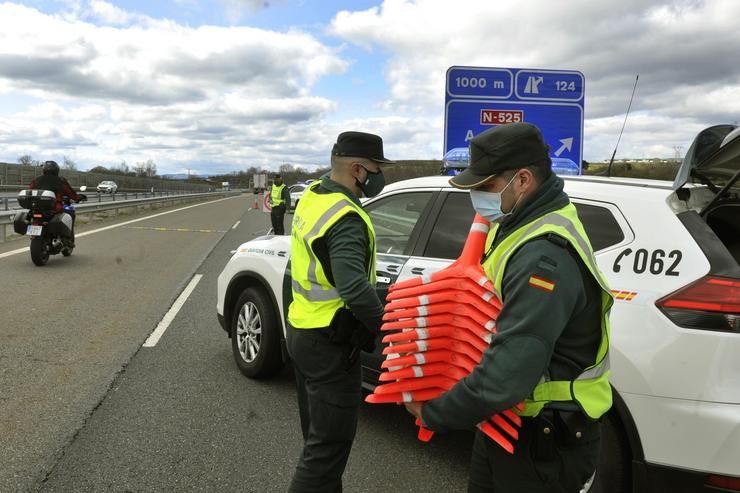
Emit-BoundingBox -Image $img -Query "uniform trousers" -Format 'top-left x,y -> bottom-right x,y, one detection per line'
286,325 -> 362,493
467,410 -> 601,493
271,204 -> 286,235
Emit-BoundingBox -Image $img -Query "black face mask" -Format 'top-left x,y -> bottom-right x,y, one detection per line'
355,165 -> 385,197
275,180 -> 283,186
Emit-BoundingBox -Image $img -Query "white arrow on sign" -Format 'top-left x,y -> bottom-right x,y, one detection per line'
554,137 -> 573,157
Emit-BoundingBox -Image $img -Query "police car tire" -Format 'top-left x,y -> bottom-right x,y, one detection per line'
591,412 -> 630,493
230,287 -> 284,379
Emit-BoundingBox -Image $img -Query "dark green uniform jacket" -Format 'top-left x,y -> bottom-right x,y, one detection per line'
308,175 -> 384,332
278,186 -> 290,207
422,174 -> 602,432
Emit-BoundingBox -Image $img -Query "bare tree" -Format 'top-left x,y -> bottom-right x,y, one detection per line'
134,162 -> 147,177
62,156 -> 78,171
18,155 -> 34,166
144,159 -> 157,177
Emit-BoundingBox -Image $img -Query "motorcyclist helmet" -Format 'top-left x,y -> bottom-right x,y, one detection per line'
42,160 -> 60,176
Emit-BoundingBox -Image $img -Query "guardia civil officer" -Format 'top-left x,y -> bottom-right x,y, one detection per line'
405,123 -> 613,492
270,174 -> 290,235
286,131 -> 393,492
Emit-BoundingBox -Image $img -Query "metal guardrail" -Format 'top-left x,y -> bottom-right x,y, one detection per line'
0,190 -> 239,242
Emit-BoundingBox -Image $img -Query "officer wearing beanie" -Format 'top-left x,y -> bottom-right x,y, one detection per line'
405,123 -> 613,492
287,131 -> 394,492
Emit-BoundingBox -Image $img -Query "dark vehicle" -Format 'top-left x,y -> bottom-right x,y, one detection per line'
14,189 -> 85,266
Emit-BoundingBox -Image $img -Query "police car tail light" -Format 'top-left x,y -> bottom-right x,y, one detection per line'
656,276 -> 740,332
706,473 -> 740,491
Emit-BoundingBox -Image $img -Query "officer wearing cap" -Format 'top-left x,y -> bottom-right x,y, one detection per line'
286,131 -> 393,492
270,174 -> 290,234
405,123 -> 613,492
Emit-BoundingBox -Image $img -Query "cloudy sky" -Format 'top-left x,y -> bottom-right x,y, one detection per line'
0,0 -> 738,175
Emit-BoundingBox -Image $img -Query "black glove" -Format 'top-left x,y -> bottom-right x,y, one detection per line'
77,194 -> 88,202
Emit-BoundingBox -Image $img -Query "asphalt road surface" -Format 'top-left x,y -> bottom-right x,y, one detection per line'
1,195 -> 472,492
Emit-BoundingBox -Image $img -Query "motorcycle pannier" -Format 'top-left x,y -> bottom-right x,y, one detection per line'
17,189 -> 56,211
48,212 -> 73,238
12,211 -> 29,235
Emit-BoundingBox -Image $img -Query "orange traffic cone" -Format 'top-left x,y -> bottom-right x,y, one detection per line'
367,213 -> 525,453
388,215 -> 494,293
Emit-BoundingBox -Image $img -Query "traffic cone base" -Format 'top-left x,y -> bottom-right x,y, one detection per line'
383,337 -> 483,363
382,301 -> 497,329
381,313 -> 492,332
364,387 -> 447,404
373,374 -> 458,395
378,362 -> 469,382
380,349 -> 478,373
382,325 -> 492,353
386,277 -> 497,304
385,289 -> 502,314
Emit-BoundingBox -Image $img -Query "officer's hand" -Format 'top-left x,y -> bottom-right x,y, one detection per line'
404,401 -> 423,419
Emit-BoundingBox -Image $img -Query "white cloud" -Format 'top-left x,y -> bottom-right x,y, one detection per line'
1,0 -> 738,172
329,0 -> 740,160
0,1 -> 349,173
87,0 -> 132,25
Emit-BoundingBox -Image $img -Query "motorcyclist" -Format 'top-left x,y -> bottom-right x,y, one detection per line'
28,160 -> 87,245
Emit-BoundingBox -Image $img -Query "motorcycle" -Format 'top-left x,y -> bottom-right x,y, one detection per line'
13,188 -> 87,266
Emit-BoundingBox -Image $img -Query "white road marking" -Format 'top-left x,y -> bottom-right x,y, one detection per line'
0,195 -> 238,260
143,274 -> 203,347
232,220 -> 240,229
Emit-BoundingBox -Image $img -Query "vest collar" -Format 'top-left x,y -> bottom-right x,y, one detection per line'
318,174 -> 363,208
496,173 -> 569,241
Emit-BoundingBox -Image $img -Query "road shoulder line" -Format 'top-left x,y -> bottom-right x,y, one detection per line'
143,274 -> 203,347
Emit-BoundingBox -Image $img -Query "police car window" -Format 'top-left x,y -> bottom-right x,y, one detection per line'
365,192 -> 434,255
573,203 -> 625,251
424,191 -> 475,260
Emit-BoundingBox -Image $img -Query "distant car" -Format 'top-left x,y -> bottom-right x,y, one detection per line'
96,181 -> 118,193
288,183 -> 308,209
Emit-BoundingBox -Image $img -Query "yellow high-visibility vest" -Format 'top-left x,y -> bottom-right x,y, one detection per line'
483,203 -> 613,420
270,183 -> 286,207
287,181 -> 376,328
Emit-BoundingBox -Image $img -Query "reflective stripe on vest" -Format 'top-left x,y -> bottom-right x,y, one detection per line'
287,181 -> 376,328
270,183 -> 286,207
482,203 -> 614,420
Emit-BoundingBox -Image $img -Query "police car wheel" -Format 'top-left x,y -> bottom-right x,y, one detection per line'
230,287 -> 284,379
590,412 -> 630,493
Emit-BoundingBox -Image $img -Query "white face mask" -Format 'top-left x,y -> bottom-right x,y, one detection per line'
469,174 -> 518,222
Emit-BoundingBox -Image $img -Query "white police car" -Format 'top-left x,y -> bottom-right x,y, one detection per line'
288,183 -> 308,209
217,125 -> 740,492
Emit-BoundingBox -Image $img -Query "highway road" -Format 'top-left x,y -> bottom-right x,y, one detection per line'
0,195 -> 471,492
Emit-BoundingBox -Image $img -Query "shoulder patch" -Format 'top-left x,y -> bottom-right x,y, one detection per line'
528,275 -> 555,293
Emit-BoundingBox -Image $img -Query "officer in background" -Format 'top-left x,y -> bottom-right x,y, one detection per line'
286,131 -> 393,492
405,123 -> 613,492
28,160 -> 87,246
270,174 -> 290,235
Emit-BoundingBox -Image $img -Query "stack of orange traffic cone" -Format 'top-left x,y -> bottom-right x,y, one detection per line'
366,214 -> 523,453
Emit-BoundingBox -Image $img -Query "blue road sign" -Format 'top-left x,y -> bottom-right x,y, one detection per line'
445,66 -> 584,175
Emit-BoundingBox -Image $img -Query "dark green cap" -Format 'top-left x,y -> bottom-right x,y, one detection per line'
449,123 -> 551,189
332,131 -> 395,164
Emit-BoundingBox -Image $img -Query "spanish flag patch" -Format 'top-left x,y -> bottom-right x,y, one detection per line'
529,275 -> 555,293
